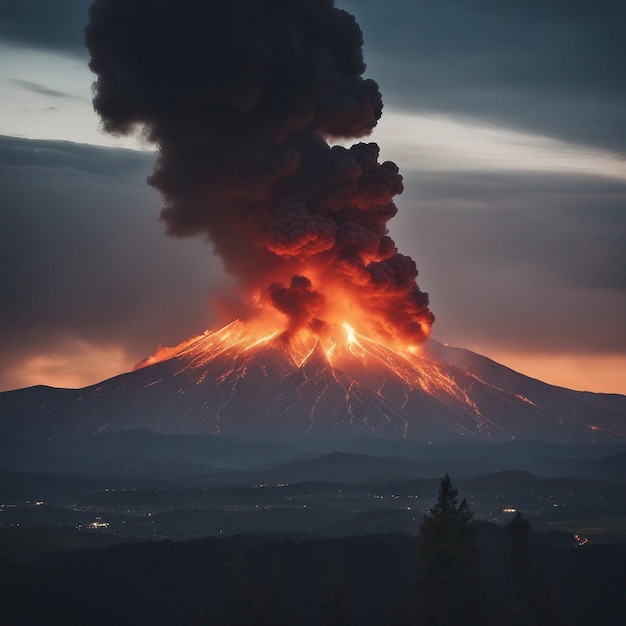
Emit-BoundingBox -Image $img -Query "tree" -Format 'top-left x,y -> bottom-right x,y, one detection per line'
507,511 -> 534,599
411,474 -> 492,626
505,511 -> 567,626
315,553 -> 357,626
256,556 -> 297,626
188,598 -> 218,626
507,595 -> 540,626
222,551 -> 256,626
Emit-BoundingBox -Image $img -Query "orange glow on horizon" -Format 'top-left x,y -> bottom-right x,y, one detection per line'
474,350 -> 626,395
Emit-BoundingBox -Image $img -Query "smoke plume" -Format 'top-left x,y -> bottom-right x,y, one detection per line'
85,0 -> 434,344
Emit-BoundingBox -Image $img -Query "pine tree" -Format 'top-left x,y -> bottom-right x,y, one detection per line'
188,598 -> 218,626
222,551 -> 256,626
411,474 -> 491,626
256,556 -> 297,626
315,553 -> 357,626
380,592 -> 411,626
507,595 -> 540,626
507,511 -> 534,600
505,511 -> 567,626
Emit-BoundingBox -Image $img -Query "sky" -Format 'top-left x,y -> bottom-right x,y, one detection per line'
0,0 -> 625,394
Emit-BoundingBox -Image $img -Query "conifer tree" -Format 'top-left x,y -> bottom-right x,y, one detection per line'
506,511 -> 567,626
222,551 -> 256,626
256,556 -> 297,626
507,511 -> 534,600
188,598 -> 218,626
315,553 -> 357,626
507,595 -> 540,626
380,592 -> 411,626
411,474 -> 491,626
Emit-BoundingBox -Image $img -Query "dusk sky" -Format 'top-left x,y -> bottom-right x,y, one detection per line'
0,0 -> 625,394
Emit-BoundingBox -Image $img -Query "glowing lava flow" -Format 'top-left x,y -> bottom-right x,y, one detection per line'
137,319 -> 465,411
124,316 -> 626,442
128,317 -> 508,439
138,319 -> 406,371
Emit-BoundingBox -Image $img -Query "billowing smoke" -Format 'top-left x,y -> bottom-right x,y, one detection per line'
268,275 -> 325,334
85,0 -> 434,344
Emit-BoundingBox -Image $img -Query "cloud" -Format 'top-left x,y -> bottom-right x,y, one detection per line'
393,168 -> 626,354
0,0 -> 89,56
0,0 -> 624,394
2,0 -> 623,154
371,110 -> 626,180
10,78 -> 81,100
0,136 -> 224,391
0,135 -> 623,393
343,0 -> 626,154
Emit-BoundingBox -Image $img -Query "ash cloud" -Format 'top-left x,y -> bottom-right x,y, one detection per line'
268,276 -> 325,334
85,0 -> 434,342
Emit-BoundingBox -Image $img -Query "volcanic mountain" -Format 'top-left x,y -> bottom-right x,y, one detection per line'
1,320 -> 625,444
0,321 -> 626,443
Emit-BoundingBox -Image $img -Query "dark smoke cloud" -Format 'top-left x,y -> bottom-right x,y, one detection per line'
85,0 -> 433,342
268,276 -> 325,333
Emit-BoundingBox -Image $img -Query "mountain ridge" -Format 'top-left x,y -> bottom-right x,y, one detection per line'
0,320 -> 624,444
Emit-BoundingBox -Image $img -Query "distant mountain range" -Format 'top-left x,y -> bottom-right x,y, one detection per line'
1,320 -> 624,444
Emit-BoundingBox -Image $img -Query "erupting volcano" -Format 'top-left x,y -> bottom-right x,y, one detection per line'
3,0 -> 611,445
123,319 -> 625,442
2,318 -> 625,443
84,0 -> 433,353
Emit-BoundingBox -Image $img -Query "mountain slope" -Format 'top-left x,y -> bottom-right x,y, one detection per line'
0,320 -> 624,443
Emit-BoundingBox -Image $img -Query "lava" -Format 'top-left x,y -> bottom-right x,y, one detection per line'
131,317 -> 525,440
5,317 -> 624,443
137,317 -> 431,393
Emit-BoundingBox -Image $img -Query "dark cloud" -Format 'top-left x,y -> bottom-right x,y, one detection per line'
343,0 -> 626,154
1,136 -> 624,393
0,136 -> 223,391
2,0 -> 624,391
85,0 -> 434,344
393,169 -> 626,354
268,276 -> 325,334
10,79 -> 80,100
0,0 -> 88,55
3,1 -> 623,153
0,134 -> 149,175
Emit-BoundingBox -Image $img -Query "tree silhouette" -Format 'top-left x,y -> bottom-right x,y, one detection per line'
411,474 -> 491,626
256,556 -> 297,626
508,511 -> 534,598
222,551 -> 256,626
188,598 -> 218,626
315,553 -> 357,626
506,511 -> 567,626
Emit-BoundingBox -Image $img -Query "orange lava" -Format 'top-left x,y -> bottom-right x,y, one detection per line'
136,273 -> 432,371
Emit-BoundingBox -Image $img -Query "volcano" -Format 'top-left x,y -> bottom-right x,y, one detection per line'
1,320 -> 624,444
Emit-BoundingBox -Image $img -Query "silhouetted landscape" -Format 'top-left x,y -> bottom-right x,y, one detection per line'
2,0 -> 625,624
1,430 -> 625,624
1,472 -> 625,626
1,431 -> 626,542
2,335 -> 624,626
